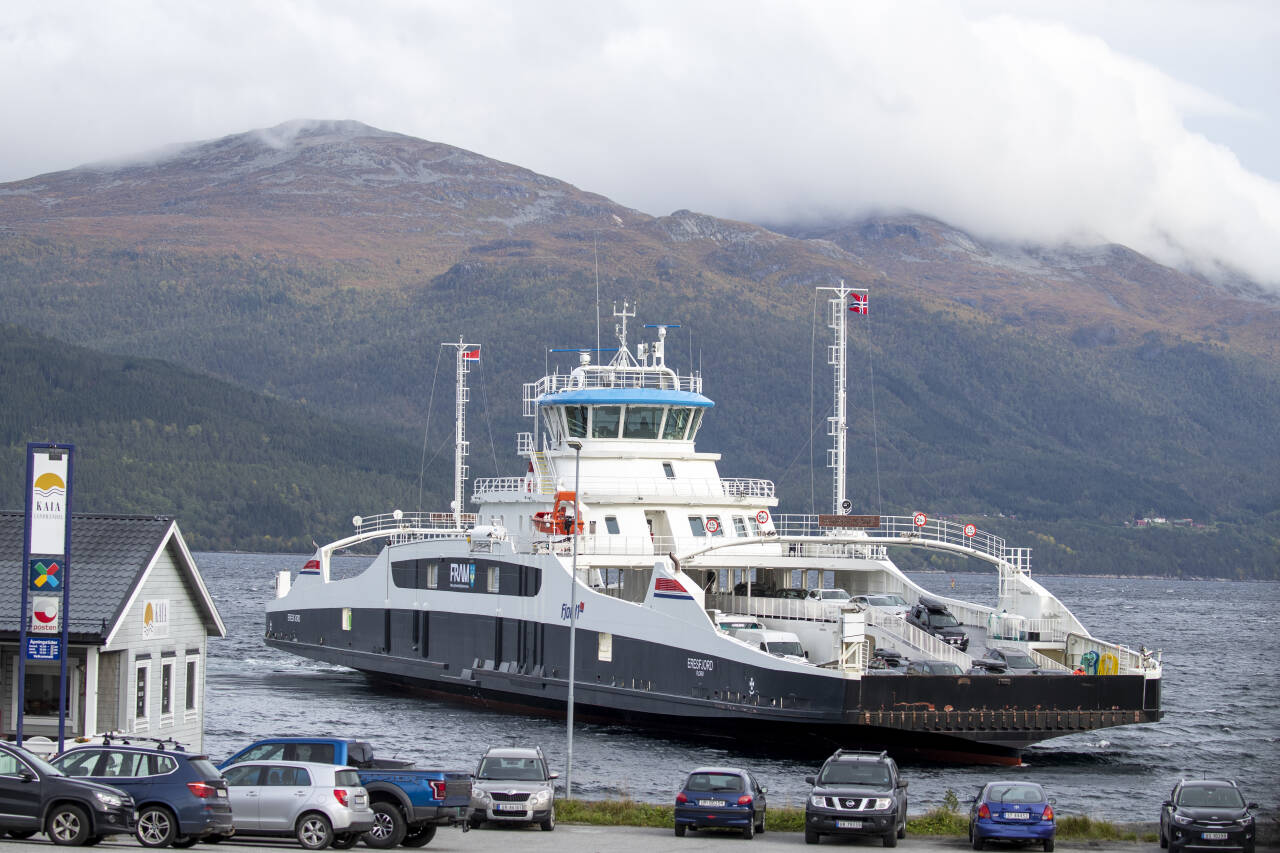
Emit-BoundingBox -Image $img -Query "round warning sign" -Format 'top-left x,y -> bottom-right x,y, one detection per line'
705,518 -> 721,534
913,512 -> 927,527
756,510 -> 770,525
963,523 -> 977,538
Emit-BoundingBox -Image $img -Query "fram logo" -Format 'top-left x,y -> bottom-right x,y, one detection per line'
448,562 -> 476,588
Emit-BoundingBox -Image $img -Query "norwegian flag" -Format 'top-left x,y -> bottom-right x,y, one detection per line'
848,292 -> 868,315
654,577 -> 687,593
462,345 -> 481,361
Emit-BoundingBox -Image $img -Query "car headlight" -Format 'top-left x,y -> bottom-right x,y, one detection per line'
810,795 -> 827,808
872,798 -> 892,810
472,788 -> 490,803
93,791 -> 123,808
1173,814 -> 1193,825
532,790 -> 551,805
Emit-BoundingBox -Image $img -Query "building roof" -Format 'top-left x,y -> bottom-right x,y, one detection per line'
0,512 -> 225,642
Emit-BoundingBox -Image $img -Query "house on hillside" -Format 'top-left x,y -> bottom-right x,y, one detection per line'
0,512 -> 225,751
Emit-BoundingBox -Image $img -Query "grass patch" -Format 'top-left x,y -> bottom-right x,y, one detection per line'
1055,815 -> 1153,842
907,807 -> 970,836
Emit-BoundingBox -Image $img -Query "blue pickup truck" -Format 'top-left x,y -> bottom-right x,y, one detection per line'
221,738 -> 472,848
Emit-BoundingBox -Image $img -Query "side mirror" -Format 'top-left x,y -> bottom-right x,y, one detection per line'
1248,802 -> 1258,810
548,772 -> 560,779
804,651 -> 810,659
804,775 -> 816,785
898,780 -> 908,789
760,786 -> 768,794
1162,800 -> 1172,808
19,769 -> 36,783
1048,797 -> 1057,805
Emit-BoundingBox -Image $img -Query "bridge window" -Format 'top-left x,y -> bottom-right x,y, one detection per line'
747,515 -> 760,535
623,406 -> 663,439
592,406 -> 622,438
604,516 -> 620,534
707,515 -> 725,536
662,407 -> 692,440
663,462 -> 675,479
687,409 -> 704,440
565,406 -> 588,438
687,516 -> 705,536
733,516 -> 747,537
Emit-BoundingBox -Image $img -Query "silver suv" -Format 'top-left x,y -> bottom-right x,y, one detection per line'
221,761 -> 374,849
468,747 -> 558,831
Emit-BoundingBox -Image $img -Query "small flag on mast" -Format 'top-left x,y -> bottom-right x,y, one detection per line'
848,292 -> 868,315
462,345 -> 481,361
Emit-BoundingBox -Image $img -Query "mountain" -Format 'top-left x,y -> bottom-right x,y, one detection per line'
1,120 -> 1277,577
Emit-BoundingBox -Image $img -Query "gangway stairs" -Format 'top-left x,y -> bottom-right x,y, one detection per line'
862,609 -> 975,670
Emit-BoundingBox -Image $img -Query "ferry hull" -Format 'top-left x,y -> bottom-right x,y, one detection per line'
265,605 -> 1161,765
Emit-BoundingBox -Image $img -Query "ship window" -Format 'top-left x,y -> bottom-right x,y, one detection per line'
663,462 -> 675,479
733,516 -> 748,537
686,409 -> 704,440
426,563 -> 437,588
487,566 -> 499,593
662,407 -> 692,440
604,516 -> 620,535
622,406 -> 663,439
687,516 -> 705,536
747,515 -> 761,536
707,515 -> 725,536
565,406 -> 588,438
592,406 -> 622,438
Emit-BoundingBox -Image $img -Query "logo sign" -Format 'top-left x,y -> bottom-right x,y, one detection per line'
963,523 -> 977,538
141,599 -> 170,639
913,512 -> 928,527
29,450 -> 69,556
26,637 -> 61,661
30,596 -> 60,634
30,559 -> 61,590
448,562 -> 477,590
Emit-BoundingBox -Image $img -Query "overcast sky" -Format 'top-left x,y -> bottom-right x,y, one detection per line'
4,1 -> 1278,285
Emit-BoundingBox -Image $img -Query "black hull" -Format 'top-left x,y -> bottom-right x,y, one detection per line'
265,605 -> 1162,766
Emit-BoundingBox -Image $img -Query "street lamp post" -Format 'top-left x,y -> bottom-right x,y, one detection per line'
565,440 -> 583,799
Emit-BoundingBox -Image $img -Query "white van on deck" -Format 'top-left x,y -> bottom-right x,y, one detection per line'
735,628 -> 809,661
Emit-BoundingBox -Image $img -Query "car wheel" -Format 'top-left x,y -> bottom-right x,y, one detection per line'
675,824 -> 686,837
742,819 -> 754,840
297,813 -> 334,851
540,807 -> 555,832
365,803 -> 407,849
805,828 -> 820,844
883,829 -> 898,847
331,833 -> 361,849
972,832 -> 984,850
757,809 -> 766,834
898,819 -> 906,839
1160,827 -> 1169,849
401,825 -> 437,847
8,830 -> 38,840
137,805 -> 180,848
47,803 -> 92,847
172,837 -> 199,849
1043,839 -> 1054,852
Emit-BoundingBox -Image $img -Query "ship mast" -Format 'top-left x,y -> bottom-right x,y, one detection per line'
818,282 -> 868,515
444,338 -> 479,528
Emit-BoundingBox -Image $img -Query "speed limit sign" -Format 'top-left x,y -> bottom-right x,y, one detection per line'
705,518 -> 721,534
963,523 -> 977,538
913,512 -> 927,527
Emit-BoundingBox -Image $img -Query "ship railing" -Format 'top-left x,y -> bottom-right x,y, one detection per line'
862,608 -> 975,669
471,476 -> 776,502
1065,632 -> 1161,676
352,511 -> 476,537
524,369 -> 702,401
772,514 -> 1011,567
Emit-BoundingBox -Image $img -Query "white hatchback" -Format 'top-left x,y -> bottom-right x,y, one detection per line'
221,760 -> 374,850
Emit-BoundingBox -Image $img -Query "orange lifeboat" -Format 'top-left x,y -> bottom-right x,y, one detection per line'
532,490 -> 584,535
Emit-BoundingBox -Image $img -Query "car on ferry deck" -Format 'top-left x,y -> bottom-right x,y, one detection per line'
905,660 -> 965,676
905,599 -> 971,652
984,647 -> 1043,675
969,780 -> 1056,851
807,588 -> 852,603
674,767 -> 767,839
851,593 -> 911,618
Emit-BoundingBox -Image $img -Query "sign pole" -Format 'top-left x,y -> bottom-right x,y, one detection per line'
58,448 -> 74,751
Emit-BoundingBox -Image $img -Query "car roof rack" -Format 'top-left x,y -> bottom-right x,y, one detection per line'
830,749 -> 889,761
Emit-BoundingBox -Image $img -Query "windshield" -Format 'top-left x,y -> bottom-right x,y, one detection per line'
927,662 -> 964,675
819,763 -> 890,787
768,641 -> 805,657
478,757 -> 546,781
685,772 -> 744,793
927,610 -> 959,628
819,589 -> 850,600
6,747 -> 63,777
1179,786 -> 1245,808
1001,652 -> 1038,668
988,784 -> 1045,803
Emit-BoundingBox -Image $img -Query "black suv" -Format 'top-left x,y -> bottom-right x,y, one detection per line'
1160,778 -> 1257,853
905,599 -> 970,651
804,749 -> 908,846
0,741 -> 137,846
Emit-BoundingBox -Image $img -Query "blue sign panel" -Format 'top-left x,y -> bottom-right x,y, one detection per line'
26,638 -> 61,661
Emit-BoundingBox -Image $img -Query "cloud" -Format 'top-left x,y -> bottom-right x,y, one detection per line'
2,0 -> 1278,286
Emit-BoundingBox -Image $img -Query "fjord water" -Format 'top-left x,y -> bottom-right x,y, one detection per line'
198,552 -> 1279,819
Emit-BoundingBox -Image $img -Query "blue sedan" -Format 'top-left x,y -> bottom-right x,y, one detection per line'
969,781 -> 1056,851
674,767 -> 767,839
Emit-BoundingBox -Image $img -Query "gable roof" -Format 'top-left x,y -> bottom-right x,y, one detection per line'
0,512 -> 225,642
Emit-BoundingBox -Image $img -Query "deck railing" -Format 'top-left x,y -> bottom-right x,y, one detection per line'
472,476 -> 775,501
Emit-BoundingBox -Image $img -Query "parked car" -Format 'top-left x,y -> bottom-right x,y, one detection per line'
867,648 -> 908,674
0,741 -> 136,846
220,760 -> 374,850
905,660 -> 965,676
1159,778 -> 1257,853
734,628 -> 808,660
985,648 -> 1043,675
807,588 -> 852,602
767,588 -> 809,600
52,742 -> 232,848
468,746 -> 557,831
968,780 -> 1056,851
967,659 -> 1009,675
905,598 -> 970,651
222,737 -> 471,847
710,611 -> 765,635
673,767 -> 767,839
804,749 -> 908,846
851,594 -> 911,617
732,581 -> 776,597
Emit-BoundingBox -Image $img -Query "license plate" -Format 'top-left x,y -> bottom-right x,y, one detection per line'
698,799 -> 726,807
495,803 -> 525,812
1005,812 -> 1030,820
216,789 -> 227,798
1202,833 -> 1228,840
837,820 -> 863,829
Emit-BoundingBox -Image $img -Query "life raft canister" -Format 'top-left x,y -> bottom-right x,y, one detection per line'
532,490 -> 584,535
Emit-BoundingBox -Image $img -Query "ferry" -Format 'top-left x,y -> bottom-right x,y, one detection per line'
266,288 -> 1163,764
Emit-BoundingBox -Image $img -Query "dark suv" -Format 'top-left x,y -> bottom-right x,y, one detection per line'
1160,778 -> 1257,853
52,742 -> 232,847
906,599 -> 970,651
804,749 -> 908,846
0,741 -> 136,846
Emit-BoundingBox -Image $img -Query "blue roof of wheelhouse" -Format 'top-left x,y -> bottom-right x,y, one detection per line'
539,388 -> 714,408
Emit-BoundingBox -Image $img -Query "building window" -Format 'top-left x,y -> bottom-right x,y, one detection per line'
23,669 -> 70,717
161,663 -> 173,718
135,662 -> 150,730
185,656 -> 199,715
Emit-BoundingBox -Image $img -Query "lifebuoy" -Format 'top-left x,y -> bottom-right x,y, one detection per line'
755,510 -> 770,525
1098,653 -> 1119,676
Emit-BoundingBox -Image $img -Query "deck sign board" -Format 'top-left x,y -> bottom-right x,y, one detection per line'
818,514 -> 881,529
